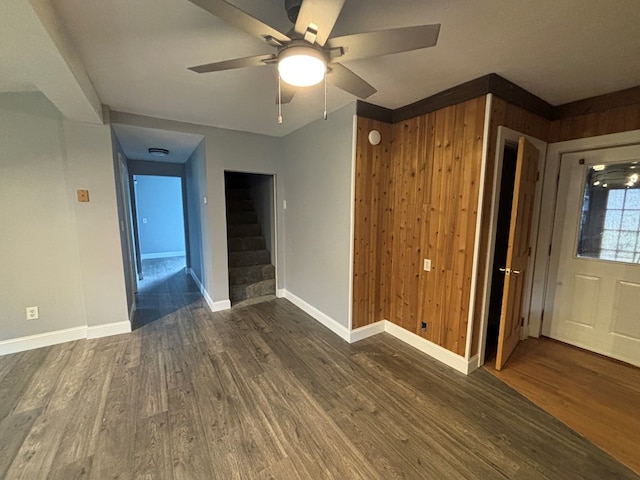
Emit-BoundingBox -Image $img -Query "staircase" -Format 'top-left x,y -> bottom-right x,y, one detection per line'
226,187 -> 275,306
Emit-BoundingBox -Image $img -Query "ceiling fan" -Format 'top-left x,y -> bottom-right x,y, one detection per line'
187,0 -> 440,106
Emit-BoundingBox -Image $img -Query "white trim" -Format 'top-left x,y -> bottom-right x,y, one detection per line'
140,251 -> 186,260
349,321 -> 385,342
283,290 -> 351,341
465,94 -> 493,360
188,268 -> 230,312
0,326 -> 87,356
467,354 -> 480,373
347,114 -> 358,331
0,319 -> 133,356
208,298 -> 231,312
383,321 -> 470,374
87,321 -> 131,339
276,288 -> 286,298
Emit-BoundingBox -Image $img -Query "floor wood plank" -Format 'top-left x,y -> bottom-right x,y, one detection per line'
486,337 -> 640,475
0,259 -> 637,479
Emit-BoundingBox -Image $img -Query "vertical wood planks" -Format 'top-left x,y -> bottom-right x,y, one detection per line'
352,117 -> 393,329
353,98 -> 486,356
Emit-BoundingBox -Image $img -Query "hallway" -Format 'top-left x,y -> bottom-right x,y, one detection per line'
133,256 -> 201,329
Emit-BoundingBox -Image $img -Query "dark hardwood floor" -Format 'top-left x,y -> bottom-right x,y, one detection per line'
0,264 -> 638,478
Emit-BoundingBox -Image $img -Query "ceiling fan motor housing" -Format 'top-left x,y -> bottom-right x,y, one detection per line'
285,0 -> 302,23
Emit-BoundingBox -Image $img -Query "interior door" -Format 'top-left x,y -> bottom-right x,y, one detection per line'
496,137 -> 539,370
544,145 -> 640,367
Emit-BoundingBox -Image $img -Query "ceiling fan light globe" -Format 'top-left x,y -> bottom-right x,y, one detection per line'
278,47 -> 326,87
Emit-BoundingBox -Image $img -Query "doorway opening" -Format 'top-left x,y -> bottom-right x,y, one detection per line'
224,171 -> 277,307
131,174 -> 188,293
484,143 -> 518,363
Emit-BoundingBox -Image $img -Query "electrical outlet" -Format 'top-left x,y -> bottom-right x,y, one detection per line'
421,321 -> 427,333
423,259 -> 431,271
26,306 -> 39,320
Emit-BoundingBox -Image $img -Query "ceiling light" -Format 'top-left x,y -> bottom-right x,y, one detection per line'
602,183 -> 608,188
629,173 -> 639,183
593,180 -> 600,186
592,164 -> 605,171
278,43 -> 326,87
148,148 -> 169,157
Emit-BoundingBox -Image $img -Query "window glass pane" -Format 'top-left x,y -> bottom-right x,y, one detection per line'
618,231 -> 637,251
601,230 -> 619,250
604,210 -> 622,230
621,210 -> 640,231
608,189 -> 625,209
625,189 -> 640,209
576,160 -> 640,264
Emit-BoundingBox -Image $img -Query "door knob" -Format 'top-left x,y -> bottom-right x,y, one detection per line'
512,269 -> 521,275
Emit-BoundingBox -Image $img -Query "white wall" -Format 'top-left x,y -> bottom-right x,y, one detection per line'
0,92 -> 129,347
280,103 -> 356,328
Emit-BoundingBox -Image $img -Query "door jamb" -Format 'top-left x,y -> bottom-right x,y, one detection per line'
477,126 -> 547,367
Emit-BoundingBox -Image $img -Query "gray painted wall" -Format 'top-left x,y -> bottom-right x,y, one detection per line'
112,134 -> 136,316
0,92 -> 128,341
280,103 -> 356,328
135,175 -> 186,257
185,140 -> 206,284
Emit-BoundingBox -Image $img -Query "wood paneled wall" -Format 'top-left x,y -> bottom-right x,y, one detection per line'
355,86 -> 640,360
353,97 -> 486,356
550,103 -> 640,143
352,118 -> 393,329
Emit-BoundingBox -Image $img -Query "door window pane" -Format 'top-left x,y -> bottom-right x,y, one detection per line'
577,161 -> 640,264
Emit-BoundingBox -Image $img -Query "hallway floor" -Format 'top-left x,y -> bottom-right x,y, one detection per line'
134,256 -> 201,329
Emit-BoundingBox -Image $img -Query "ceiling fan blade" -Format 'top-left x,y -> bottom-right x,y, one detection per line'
276,82 -> 297,104
327,24 -> 441,63
294,0 -> 346,47
189,54 -> 276,73
326,63 -> 376,99
187,0 -> 290,44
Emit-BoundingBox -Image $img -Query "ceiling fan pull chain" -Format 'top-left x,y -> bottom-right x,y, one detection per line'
278,75 -> 283,125
323,73 -> 327,120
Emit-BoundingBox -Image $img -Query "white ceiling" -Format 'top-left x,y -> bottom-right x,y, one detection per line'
112,124 -> 204,163
3,0 -> 640,137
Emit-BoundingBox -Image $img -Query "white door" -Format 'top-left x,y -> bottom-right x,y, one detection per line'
544,145 -> 640,367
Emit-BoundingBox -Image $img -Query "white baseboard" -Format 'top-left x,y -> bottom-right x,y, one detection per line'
0,319 -> 132,356
187,268 -> 231,313
279,291 -> 471,374
140,251 -> 186,260
87,321 -> 131,339
349,321 -> 386,342
208,298 -> 231,312
283,290 -> 351,342
276,288 -> 286,298
383,321 -> 470,374
467,354 -> 480,374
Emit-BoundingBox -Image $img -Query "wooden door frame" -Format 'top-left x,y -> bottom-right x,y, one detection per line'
477,127 -> 548,367
532,129 -> 640,347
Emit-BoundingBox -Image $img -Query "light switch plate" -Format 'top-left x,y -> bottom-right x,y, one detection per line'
423,259 -> 431,271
